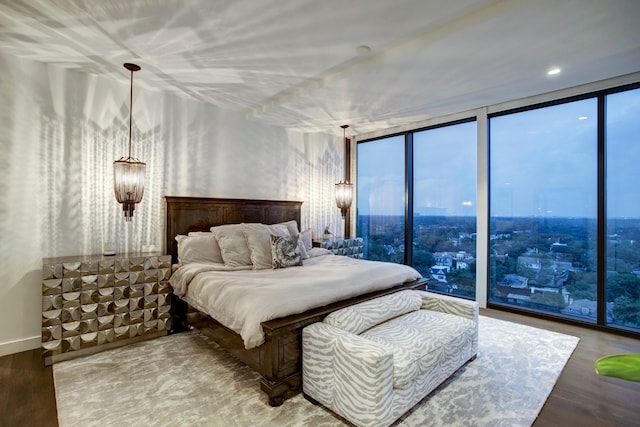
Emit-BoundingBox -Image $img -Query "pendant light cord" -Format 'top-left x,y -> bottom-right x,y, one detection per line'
343,126 -> 346,178
123,62 -> 140,159
128,68 -> 133,159
341,124 -> 349,182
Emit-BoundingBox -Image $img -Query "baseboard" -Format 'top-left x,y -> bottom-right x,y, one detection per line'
0,336 -> 40,357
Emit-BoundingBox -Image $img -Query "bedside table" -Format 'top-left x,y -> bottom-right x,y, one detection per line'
313,237 -> 364,259
41,252 -> 172,365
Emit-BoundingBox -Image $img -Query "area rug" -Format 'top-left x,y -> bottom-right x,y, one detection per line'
54,316 -> 579,427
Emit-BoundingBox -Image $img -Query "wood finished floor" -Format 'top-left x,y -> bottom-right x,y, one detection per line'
1,308 -> 639,427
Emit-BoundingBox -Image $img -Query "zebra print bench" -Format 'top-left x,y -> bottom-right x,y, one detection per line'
302,290 -> 478,427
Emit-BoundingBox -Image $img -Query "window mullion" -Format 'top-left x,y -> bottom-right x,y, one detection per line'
405,132 -> 414,265
597,93 -> 606,326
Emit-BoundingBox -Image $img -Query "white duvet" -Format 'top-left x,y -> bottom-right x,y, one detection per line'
169,254 -> 422,349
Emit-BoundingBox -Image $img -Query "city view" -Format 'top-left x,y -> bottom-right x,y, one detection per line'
357,214 -> 640,331
356,85 -> 639,335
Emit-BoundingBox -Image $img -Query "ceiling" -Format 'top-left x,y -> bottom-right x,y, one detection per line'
1,0 -> 639,136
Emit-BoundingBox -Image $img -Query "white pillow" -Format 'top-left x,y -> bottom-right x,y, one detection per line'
297,236 -> 309,260
278,220 -> 299,240
211,224 -> 252,267
300,228 -> 313,251
175,234 -> 223,264
186,231 -> 223,263
242,223 -> 290,270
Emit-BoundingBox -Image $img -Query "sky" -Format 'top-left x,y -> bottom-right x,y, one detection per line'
357,121 -> 476,217
357,87 -> 640,219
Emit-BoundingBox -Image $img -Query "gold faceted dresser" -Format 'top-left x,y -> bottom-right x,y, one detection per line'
41,253 -> 172,365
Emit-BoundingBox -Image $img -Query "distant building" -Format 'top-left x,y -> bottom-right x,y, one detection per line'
490,233 -> 511,240
429,265 -> 450,283
550,242 -> 568,252
434,251 -> 475,270
498,274 -> 528,288
517,256 -> 542,271
529,285 -> 570,304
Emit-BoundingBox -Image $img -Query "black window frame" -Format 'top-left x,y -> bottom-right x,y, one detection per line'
357,117 -> 477,300
486,82 -> 640,338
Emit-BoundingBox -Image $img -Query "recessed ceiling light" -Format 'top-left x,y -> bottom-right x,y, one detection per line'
547,67 -> 561,75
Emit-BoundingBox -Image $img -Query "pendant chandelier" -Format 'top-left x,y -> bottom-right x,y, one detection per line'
335,124 -> 353,217
114,63 -> 145,221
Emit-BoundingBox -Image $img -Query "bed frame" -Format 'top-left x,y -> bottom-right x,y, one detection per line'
165,196 -> 428,406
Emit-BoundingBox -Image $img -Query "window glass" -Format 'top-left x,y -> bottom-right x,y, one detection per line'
356,135 -> 405,263
413,121 -> 477,298
606,88 -> 640,332
489,99 -> 599,322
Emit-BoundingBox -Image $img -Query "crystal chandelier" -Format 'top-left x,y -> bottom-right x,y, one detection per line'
114,63 -> 145,221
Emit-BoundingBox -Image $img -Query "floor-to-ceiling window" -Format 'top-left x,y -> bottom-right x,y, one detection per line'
488,84 -> 640,333
356,120 -> 477,298
356,135 -> 405,263
356,81 -> 639,336
413,121 -> 477,298
489,98 -> 599,322
605,87 -> 640,332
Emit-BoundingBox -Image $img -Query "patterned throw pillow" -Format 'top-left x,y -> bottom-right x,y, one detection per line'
271,235 -> 303,269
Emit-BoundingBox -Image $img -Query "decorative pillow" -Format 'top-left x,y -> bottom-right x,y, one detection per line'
300,228 -> 313,251
186,231 -> 223,263
242,223 -> 291,270
211,224 -> 252,267
175,234 -> 223,264
271,235 -> 303,269
276,220 -> 309,260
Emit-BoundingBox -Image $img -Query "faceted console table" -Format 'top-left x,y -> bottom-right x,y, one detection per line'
313,237 -> 364,259
41,253 -> 172,365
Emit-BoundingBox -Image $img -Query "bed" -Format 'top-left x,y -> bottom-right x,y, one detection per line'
165,196 -> 428,406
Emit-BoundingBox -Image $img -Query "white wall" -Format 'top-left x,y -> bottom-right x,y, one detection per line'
0,54 -> 346,355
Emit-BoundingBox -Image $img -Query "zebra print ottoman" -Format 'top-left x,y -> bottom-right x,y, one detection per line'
302,290 -> 478,427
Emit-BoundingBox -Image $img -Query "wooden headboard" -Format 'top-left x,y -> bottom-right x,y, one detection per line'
165,196 -> 303,264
